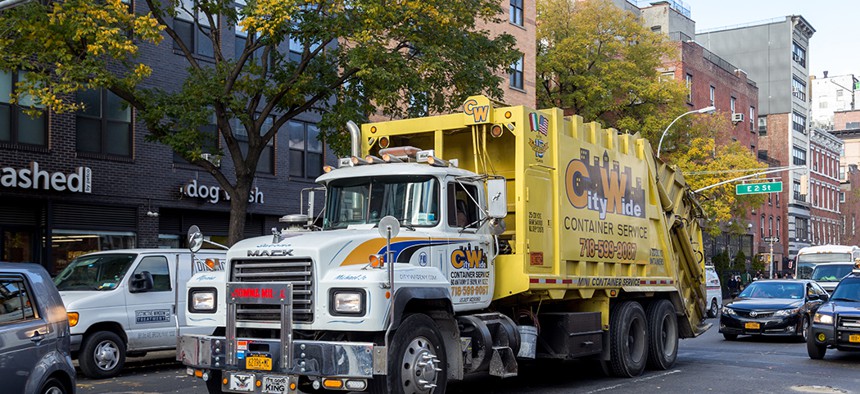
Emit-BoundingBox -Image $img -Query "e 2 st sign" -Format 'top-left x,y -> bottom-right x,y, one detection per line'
735,182 -> 782,195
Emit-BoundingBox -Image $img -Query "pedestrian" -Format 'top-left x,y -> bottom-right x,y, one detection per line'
728,275 -> 739,297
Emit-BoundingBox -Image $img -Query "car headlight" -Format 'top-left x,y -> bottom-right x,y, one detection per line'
67,312 -> 79,327
331,289 -> 365,315
190,289 -> 217,313
773,308 -> 799,317
813,313 -> 834,324
721,306 -> 736,316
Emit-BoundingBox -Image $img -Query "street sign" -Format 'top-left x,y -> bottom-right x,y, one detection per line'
763,237 -> 779,243
736,182 -> 783,195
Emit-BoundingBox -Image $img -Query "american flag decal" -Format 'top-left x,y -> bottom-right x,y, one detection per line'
538,115 -> 549,135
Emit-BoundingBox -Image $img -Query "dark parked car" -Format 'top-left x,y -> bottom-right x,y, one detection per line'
0,262 -> 76,394
719,279 -> 828,341
807,269 -> 860,359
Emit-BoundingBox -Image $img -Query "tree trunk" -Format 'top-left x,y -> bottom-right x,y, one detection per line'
228,182 -> 252,246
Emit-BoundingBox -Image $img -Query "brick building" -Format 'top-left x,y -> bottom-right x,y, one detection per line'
808,128 -> 843,247
840,164 -> 860,246
0,1 -> 534,274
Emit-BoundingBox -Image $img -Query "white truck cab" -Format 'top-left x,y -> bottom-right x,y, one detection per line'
53,248 -> 226,378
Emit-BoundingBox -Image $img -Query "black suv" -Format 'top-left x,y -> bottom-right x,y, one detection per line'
808,269 -> 860,359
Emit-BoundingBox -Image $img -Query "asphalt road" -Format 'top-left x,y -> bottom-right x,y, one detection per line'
76,317 -> 860,394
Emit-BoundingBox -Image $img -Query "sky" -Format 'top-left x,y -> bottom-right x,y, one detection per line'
681,0 -> 858,78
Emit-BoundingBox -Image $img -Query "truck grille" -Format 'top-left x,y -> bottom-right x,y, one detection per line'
231,258 -> 314,323
838,316 -> 860,331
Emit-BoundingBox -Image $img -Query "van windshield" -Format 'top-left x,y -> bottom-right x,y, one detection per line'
54,253 -> 137,291
812,264 -> 854,282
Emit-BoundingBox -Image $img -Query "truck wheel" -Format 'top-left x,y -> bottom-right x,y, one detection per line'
369,314 -> 447,394
807,335 -> 827,359
608,301 -> 647,377
79,331 -> 126,379
39,377 -> 67,394
646,300 -> 678,370
707,299 -> 718,318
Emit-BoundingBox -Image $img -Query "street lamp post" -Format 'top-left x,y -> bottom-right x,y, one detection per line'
656,106 -> 716,159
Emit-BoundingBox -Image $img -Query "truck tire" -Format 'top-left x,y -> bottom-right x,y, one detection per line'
608,301 -> 647,378
646,300 -> 678,370
807,334 -> 827,360
369,313 -> 447,394
79,331 -> 126,379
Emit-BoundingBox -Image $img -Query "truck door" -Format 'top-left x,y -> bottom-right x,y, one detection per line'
125,255 -> 174,350
443,179 -> 494,308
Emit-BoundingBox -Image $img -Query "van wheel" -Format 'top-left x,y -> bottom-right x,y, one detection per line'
39,377 -> 67,394
646,300 -> 678,370
79,331 -> 126,379
707,299 -> 719,318
369,314 -> 447,394
608,301 -> 648,377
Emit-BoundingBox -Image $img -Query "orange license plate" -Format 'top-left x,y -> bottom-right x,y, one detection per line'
744,322 -> 760,330
245,355 -> 272,371
850,334 -> 860,343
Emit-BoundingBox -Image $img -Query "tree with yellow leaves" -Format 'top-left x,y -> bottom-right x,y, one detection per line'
0,0 -> 519,244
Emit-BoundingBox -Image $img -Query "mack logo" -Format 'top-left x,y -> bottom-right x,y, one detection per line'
247,249 -> 293,257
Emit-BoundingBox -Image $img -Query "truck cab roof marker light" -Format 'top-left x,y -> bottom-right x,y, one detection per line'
350,156 -> 369,166
382,153 -> 403,163
427,155 -> 449,167
323,165 -> 335,173
365,155 -> 384,164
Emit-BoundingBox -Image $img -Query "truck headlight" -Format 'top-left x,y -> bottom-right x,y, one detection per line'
189,288 -> 217,313
813,313 -> 834,324
330,289 -> 366,315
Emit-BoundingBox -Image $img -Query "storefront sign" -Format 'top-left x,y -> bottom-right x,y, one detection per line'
180,179 -> 264,204
0,162 -> 92,193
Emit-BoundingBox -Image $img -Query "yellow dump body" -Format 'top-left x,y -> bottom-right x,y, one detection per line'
362,96 -> 708,336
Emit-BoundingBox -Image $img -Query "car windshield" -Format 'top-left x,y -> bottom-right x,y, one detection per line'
323,175 -> 440,230
831,280 -> 860,302
737,282 -> 804,299
54,253 -> 137,291
811,264 -> 854,282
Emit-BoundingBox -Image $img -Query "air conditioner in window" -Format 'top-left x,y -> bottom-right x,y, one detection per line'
732,113 -> 744,122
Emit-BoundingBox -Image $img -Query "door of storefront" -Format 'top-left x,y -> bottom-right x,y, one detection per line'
0,226 -> 37,263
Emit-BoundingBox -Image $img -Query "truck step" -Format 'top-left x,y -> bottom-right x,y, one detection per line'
488,346 -> 518,378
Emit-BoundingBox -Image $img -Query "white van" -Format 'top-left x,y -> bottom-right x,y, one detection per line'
705,265 -> 722,318
53,249 -> 226,379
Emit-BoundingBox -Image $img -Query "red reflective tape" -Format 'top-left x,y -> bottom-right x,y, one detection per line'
529,278 -> 539,283
562,279 -> 573,284
545,279 -> 557,284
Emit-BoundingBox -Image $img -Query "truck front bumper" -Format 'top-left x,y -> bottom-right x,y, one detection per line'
179,334 -> 385,392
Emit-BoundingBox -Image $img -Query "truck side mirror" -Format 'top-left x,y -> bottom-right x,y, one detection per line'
130,271 -> 154,293
487,178 -> 507,219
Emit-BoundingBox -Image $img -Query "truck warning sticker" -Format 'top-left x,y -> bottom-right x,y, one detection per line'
135,309 -> 171,324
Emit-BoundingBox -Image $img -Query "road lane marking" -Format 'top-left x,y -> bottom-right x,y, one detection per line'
583,370 -> 682,393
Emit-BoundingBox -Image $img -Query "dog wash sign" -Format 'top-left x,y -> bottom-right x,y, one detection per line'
1,162 -> 92,193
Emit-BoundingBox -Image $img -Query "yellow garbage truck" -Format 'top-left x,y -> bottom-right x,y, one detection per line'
179,96 -> 710,394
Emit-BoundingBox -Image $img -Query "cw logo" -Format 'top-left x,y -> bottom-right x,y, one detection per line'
451,244 -> 487,269
464,99 -> 490,123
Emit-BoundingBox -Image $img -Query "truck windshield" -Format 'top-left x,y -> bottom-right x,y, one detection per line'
811,264 -> 854,282
324,175 -> 439,229
54,253 -> 137,291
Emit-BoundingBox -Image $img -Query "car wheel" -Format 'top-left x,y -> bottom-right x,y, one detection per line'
798,316 -> 810,343
807,335 -> 827,360
79,331 -> 126,379
708,299 -> 719,318
368,313 -> 447,394
39,377 -> 67,394
646,300 -> 678,370
722,333 -> 738,341
608,301 -> 648,377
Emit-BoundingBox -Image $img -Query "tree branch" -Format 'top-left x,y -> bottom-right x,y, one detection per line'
143,0 -> 201,70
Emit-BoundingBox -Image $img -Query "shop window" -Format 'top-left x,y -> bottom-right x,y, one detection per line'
509,56 -> 524,90
288,120 -> 323,179
0,277 -> 36,323
174,0 -> 217,58
51,230 -> 136,275
133,256 -> 171,292
0,70 -> 47,147
510,0 -> 523,26
75,89 -> 132,157
448,182 -> 480,229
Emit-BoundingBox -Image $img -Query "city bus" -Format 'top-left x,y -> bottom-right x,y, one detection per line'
795,245 -> 860,279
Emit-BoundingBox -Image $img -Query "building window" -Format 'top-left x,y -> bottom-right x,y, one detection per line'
776,192 -> 780,207
174,0 -> 216,58
792,76 -> 806,101
0,70 -> 47,147
76,89 -> 132,157
730,96 -> 736,113
231,117 -> 274,174
760,214 -> 765,237
709,85 -> 715,106
685,74 -> 692,103
749,106 -> 755,132
796,217 -> 809,241
510,0 -> 523,26
288,120 -> 323,179
776,217 -> 780,238
846,121 -> 860,129
509,56 -> 524,90
791,111 -> 806,134
792,145 -> 806,166
173,113 -> 218,164
792,41 -> 806,67
793,180 -> 803,201
758,116 -> 767,136
51,230 -> 137,275
768,216 -> 773,236
841,191 -> 846,203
